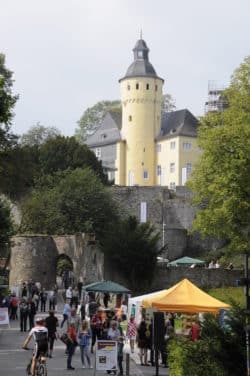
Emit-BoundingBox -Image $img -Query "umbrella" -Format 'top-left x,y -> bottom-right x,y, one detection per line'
168,256 -> 205,266
83,280 -> 131,294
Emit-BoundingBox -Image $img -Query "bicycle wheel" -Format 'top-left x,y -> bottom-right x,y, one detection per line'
37,362 -> 47,376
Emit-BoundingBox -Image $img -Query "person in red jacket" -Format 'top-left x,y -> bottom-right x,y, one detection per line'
190,320 -> 200,341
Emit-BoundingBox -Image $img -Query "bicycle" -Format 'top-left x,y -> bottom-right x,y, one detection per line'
25,349 -> 47,376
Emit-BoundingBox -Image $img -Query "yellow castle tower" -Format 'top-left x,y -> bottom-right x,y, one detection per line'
115,38 -> 164,186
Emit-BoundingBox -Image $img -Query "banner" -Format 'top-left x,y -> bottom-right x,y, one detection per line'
96,340 -> 117,371
0,308 -> 9,326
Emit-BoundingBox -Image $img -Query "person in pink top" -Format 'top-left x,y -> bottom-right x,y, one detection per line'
126,315 -> 137,353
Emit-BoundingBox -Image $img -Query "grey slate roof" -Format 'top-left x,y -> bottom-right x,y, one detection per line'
86,111 -> 122,147
119,39 -> 164,82
157,109 -> 199,140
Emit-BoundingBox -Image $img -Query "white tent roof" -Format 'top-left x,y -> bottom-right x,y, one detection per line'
128,289 -> 165,323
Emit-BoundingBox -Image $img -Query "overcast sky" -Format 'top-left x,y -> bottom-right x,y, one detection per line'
1,0 -> 249,137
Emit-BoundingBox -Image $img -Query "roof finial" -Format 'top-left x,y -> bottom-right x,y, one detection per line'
140,28 -> 143,40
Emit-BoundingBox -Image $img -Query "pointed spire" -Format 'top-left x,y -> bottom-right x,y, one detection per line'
140,28 -> 143,40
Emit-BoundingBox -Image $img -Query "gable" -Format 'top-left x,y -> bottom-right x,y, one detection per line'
86,111 -> 121,147
157,109 -> 199,140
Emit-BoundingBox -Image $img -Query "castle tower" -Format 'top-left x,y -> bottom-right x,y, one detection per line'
116,38 -> 164,186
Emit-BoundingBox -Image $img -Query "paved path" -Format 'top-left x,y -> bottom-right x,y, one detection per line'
0,292 -> 169,375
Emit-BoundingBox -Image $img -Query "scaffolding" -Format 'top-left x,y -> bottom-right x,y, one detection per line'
204,80 -> 228,114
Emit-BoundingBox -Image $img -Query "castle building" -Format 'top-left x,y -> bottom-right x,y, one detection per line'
86,38 -> 201,188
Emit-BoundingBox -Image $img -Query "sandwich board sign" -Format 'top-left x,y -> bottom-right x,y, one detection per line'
95,340 -> 117,372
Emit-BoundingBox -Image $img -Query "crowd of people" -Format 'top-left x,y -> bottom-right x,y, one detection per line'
0,279 -> 200,374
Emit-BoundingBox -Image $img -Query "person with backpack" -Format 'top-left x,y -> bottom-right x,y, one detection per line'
19,297 -> 29,332
28,298 -> 37,330
10,293 -> 18,320
45,310 -> 59,358
23,317 -> 48,376
39,288 -> 47,312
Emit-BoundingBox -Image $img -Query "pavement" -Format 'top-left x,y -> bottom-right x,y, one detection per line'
0,292 -> 169,376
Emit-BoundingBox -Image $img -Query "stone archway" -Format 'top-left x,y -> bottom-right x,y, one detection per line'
9,234 -> 104,290
56,254 -> 74,289
9,235 -> 58,289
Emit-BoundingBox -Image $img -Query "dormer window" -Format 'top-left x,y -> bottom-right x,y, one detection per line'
101,133 -> 107,139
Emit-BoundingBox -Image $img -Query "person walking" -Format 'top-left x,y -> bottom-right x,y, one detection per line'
61,301 -> 71,328
126,315 -> 137,353
66,323 -> 77,370
39,288 -> 47,312
28,298 -> 37,330
90,307 -> 103,353
45,310 -> 59,358
137,316 -> 149,366
117,336 -> 124,376
9,293 -> 18,320
19,297 -> 29,332
78,320 -> 92,369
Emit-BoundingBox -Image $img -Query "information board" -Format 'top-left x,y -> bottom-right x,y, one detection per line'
96,340 -> 117,371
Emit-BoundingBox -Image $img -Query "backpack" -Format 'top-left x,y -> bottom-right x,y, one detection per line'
11,297 -> 18,307
35,331 -> 48,348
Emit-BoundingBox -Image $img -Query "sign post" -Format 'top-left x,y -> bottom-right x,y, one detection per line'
95,340 -> 117,373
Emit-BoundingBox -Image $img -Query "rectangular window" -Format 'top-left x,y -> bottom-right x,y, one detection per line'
128,115 -> 132,122
170,141 -> 176,150
140,202 -> 147,223
170,182 -> 176,190
183,142 -> 192,150
95,148 -> 101,160
146,83 -> 149,90
136,83 -> 139,90
156,144 -> 161,152
143,170 -> 149,180
157,165 -> 161,176
127,84 -> 130,91
155,85 -> 158,91
186,163 -> 192,175
170,163 -> 175,173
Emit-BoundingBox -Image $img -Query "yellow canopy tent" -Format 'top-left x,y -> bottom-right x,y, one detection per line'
142,278 -> 230,313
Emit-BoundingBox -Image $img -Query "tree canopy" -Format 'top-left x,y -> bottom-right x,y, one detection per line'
101,216 -> 162,292
75,100 -> 121,142
0,135 -> 107,200
161,93 -> 176,113
0,53 -> 18,149
38,136 -> 107,183
188,56 -> 250,253
0,197 -> 13,246
19,123 -> 61,147
20,167 -> 117,237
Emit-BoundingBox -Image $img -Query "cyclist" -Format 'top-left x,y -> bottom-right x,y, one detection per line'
23,317 -> 48,376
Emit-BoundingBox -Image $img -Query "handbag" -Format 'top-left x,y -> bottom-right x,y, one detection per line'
60,333 -> 70,345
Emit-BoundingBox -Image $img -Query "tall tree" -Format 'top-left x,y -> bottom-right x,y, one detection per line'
161,93 -> 176,113
0,145 -> 38,199
187,56 -> 250,253
0,53 -> 18,149
19,123 -> 61,147
20,168 -> 117,237
75,100 -> 121,142
38,136 -> 107,183
101,216 -> 162,292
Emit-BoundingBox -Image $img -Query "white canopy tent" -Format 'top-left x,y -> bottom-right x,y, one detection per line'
128,290 -> 165,323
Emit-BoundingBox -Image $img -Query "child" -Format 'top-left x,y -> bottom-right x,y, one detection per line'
117,336 -> 124,376
78,320 -> 92,368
